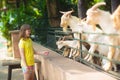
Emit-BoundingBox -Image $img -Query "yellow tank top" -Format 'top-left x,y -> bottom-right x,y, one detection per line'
19,38 -> 34,66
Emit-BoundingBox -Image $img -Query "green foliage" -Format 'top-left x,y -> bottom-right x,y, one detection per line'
0,0 -> 111,44
0,0 -> 49,44
83,0 -> 110,10
94,0 -> 104,3
0,11 -> 16,40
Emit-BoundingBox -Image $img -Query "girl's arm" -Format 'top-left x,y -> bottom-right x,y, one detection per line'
19,48 -> 27,67
33,48 -> 49,55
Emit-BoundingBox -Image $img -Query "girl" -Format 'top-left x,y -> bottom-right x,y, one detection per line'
18,24 -> 48,80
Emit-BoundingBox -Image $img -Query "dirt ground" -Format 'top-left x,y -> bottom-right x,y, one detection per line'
0,65 -> 23,80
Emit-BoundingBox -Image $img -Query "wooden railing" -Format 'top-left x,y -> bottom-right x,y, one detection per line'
33,42 -> 117,80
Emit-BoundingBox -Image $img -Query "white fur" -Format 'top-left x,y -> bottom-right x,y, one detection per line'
86,2 -> 120,71
60,9 -> 120,71
56,40 -> 87,58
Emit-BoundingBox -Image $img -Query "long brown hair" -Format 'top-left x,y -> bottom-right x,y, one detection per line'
19,24 -> 31,40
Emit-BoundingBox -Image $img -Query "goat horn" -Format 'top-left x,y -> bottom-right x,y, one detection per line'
60,9 -> 74,15
91,2 -> 106,10
66,8 -> 74,15
59,11 -> 66,14
58,37 -> 62,41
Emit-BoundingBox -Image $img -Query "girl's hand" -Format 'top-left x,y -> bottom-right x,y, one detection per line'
36,51 -> 49,55
43,51 -> 49,55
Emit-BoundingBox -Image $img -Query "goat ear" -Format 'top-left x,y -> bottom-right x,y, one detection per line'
59,11 -> 65,14
66,14 -> 71,18
81,18 -> 86,22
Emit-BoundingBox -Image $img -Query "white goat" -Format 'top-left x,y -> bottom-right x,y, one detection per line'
56,39 -> 88,59
60,9 -> 105,59
86,2 -> 120,71
60,9 -> 120,71
60,9 -> 82,40
79,21 -> 120,71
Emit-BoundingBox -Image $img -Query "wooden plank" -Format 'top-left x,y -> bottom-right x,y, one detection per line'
1,59 -> 20,66
1,58 -> 41,66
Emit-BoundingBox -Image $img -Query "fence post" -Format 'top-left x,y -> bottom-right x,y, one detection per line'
9,30 -> 20,59
79,33 -> 83,62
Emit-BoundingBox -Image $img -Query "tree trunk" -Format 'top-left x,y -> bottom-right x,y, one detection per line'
0,1 -> 2,8
77,0 -> 87,18
0,0 -> 7,11
111,0 -> 120,13
46,0 -> 60,27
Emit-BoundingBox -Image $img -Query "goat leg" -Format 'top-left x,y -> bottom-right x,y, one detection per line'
85,44 -> 97,62
103,47 -> 115,71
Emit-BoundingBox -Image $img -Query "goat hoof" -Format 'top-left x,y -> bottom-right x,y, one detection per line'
102,62 -> 112,71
